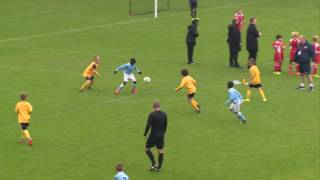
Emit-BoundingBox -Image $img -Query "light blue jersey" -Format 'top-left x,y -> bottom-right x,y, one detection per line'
226,88 -> 243,104
116,63 -> 140,75
114,171 -> 129,180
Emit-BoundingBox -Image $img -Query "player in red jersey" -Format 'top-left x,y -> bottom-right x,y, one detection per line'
272,35 -> 286,75
234,8 -> 244,31
311,35 -> 320,78
288,32 -> 300,75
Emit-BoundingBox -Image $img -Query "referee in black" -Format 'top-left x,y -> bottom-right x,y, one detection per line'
186,19 -> 199,64
227,18 -> 241,68
144,102 -> 167,171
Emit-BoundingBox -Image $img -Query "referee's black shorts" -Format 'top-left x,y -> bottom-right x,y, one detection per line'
249,83 -> 262,88
146,134 -> 164,149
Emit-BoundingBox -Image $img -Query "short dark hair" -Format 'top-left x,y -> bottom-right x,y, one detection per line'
130,58 -> 136,65
181,69 -> 189,76
116,163 -> 124,172
227,81 -> 234,89
153,101 -> 160,109
250,17 -> 256,23
276,34 -> 282,39
248,58 -> 256,66
20,92 -> 27,100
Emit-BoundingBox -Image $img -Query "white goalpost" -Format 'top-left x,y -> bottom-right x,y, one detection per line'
129,0 -> 170,17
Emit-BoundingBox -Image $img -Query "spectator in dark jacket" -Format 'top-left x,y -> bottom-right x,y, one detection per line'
246,17 -> 261,65
295,35 -> 315,91
227,18 -> 241,68
186,20 -> 199,64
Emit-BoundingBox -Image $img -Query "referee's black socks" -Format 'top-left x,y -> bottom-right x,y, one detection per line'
146,150 -> 156,166
158,153 -> 164,169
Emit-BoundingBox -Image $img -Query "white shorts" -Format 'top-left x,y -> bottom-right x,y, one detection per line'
123,73 -> 136,82
229,102 -> 241,113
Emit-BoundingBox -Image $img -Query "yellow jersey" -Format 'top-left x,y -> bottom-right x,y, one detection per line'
250,65 -> 261,84
176,75 -> 197,94
82,62 -> 99,77
15,101 -> 33,123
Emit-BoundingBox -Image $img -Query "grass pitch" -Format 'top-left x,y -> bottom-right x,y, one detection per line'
0,0 -> 319,179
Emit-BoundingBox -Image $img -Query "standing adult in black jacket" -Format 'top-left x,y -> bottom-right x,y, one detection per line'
295,35 -> 315,91
246,17 -> 262,64
186,20 -> 199,64
227,18 -> 241,68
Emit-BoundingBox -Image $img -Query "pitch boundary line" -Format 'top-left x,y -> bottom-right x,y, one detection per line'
0,0 -> 272,44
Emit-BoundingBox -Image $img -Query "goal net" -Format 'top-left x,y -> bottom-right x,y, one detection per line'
129,0 -> 170,18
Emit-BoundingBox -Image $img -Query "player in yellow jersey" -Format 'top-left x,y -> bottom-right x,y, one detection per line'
244,58 -> 267,102
175,69 -> 200,113
15,92 -> 33,146
79,55 -> 101,92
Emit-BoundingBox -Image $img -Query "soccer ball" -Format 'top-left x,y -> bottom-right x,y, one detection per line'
143,77 -> 151,83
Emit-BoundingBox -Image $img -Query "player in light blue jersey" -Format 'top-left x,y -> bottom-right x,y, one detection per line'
226,81 -> 246,124
114,163 -> 129,180
114,58 -> 142,95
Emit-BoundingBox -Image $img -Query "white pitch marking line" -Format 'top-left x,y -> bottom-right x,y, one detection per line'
0,0 -> 272,44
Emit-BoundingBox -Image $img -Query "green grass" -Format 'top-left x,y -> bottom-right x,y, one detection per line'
0,0 -> 319,179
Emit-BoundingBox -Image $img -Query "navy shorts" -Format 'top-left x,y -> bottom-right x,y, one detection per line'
146,134 -> 164,149
85,76 -> 94,81
190,2 -> 197,9
249,84 -> 262,88
299,63 -> 311,74
20,123 -> 29,130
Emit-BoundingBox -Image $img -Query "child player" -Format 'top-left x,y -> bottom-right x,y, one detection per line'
114,58 -> 142,95
234,8 -> 244,31
272,35 -> 286,75
15,92 -> 33,146
244,58 -> 267,102
288,32 -> 300,75
226,81 -> 246,124
79,55 -> 101,92
312,35 -> 320,78
175,69 -> 200,113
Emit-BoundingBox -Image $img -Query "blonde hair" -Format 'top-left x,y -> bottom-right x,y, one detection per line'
291,32 -> 299,37
313,35 -> 319,42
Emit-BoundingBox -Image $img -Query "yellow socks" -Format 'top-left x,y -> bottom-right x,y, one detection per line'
246,89 -> 252,100
258,88 -> 266,99
23,130 -> 31,139
191,99 -> 199,111
80,82 -> 90,91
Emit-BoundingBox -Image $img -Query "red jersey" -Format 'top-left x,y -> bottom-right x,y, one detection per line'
272,40 -> 285,61
289,38 -> 300,61
312,42 -> 320,63
234,13 -> 244,30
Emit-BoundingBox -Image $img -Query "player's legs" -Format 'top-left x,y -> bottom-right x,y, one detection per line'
115,81 -> 127,94
232,103 -> 246,123
157,149 -> 164,171
129,74 -> 138,93
312,62 -> 320,78
20,123 -> 32,146
80,78 -> 93,92
244,87 -> 252,102
188,94 -> 200,113
155,135 -> 164,171
145,136 -> 157,170
305,65 -> 314,91
257,87 -> 267,102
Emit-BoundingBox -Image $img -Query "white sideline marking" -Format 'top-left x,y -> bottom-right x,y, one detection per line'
0,0 -> 272,44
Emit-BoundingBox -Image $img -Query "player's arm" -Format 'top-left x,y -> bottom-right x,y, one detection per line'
114,64 -> 126,73
29,104 -> 33,115
175,79 -> 186,92
14,104 -> 19,113
92,64 -> 100,76
226,92 -> 234,104
143,114 -> 152,136
135,66 -> 142,74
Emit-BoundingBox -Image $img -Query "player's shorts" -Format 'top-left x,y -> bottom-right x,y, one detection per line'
123,73 -> 136,82
187,93 -> 195,98
85,76 -> 94,81
299,63 -> 311,74
290,50 -> 297,62
229,102 -> 241,113
20,123 -> 29,130
146,134 -> 164,149
314,56 -> 320,64
249,83 -> 262,88
190,2 -> 197,9
274,53 -> 283,62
